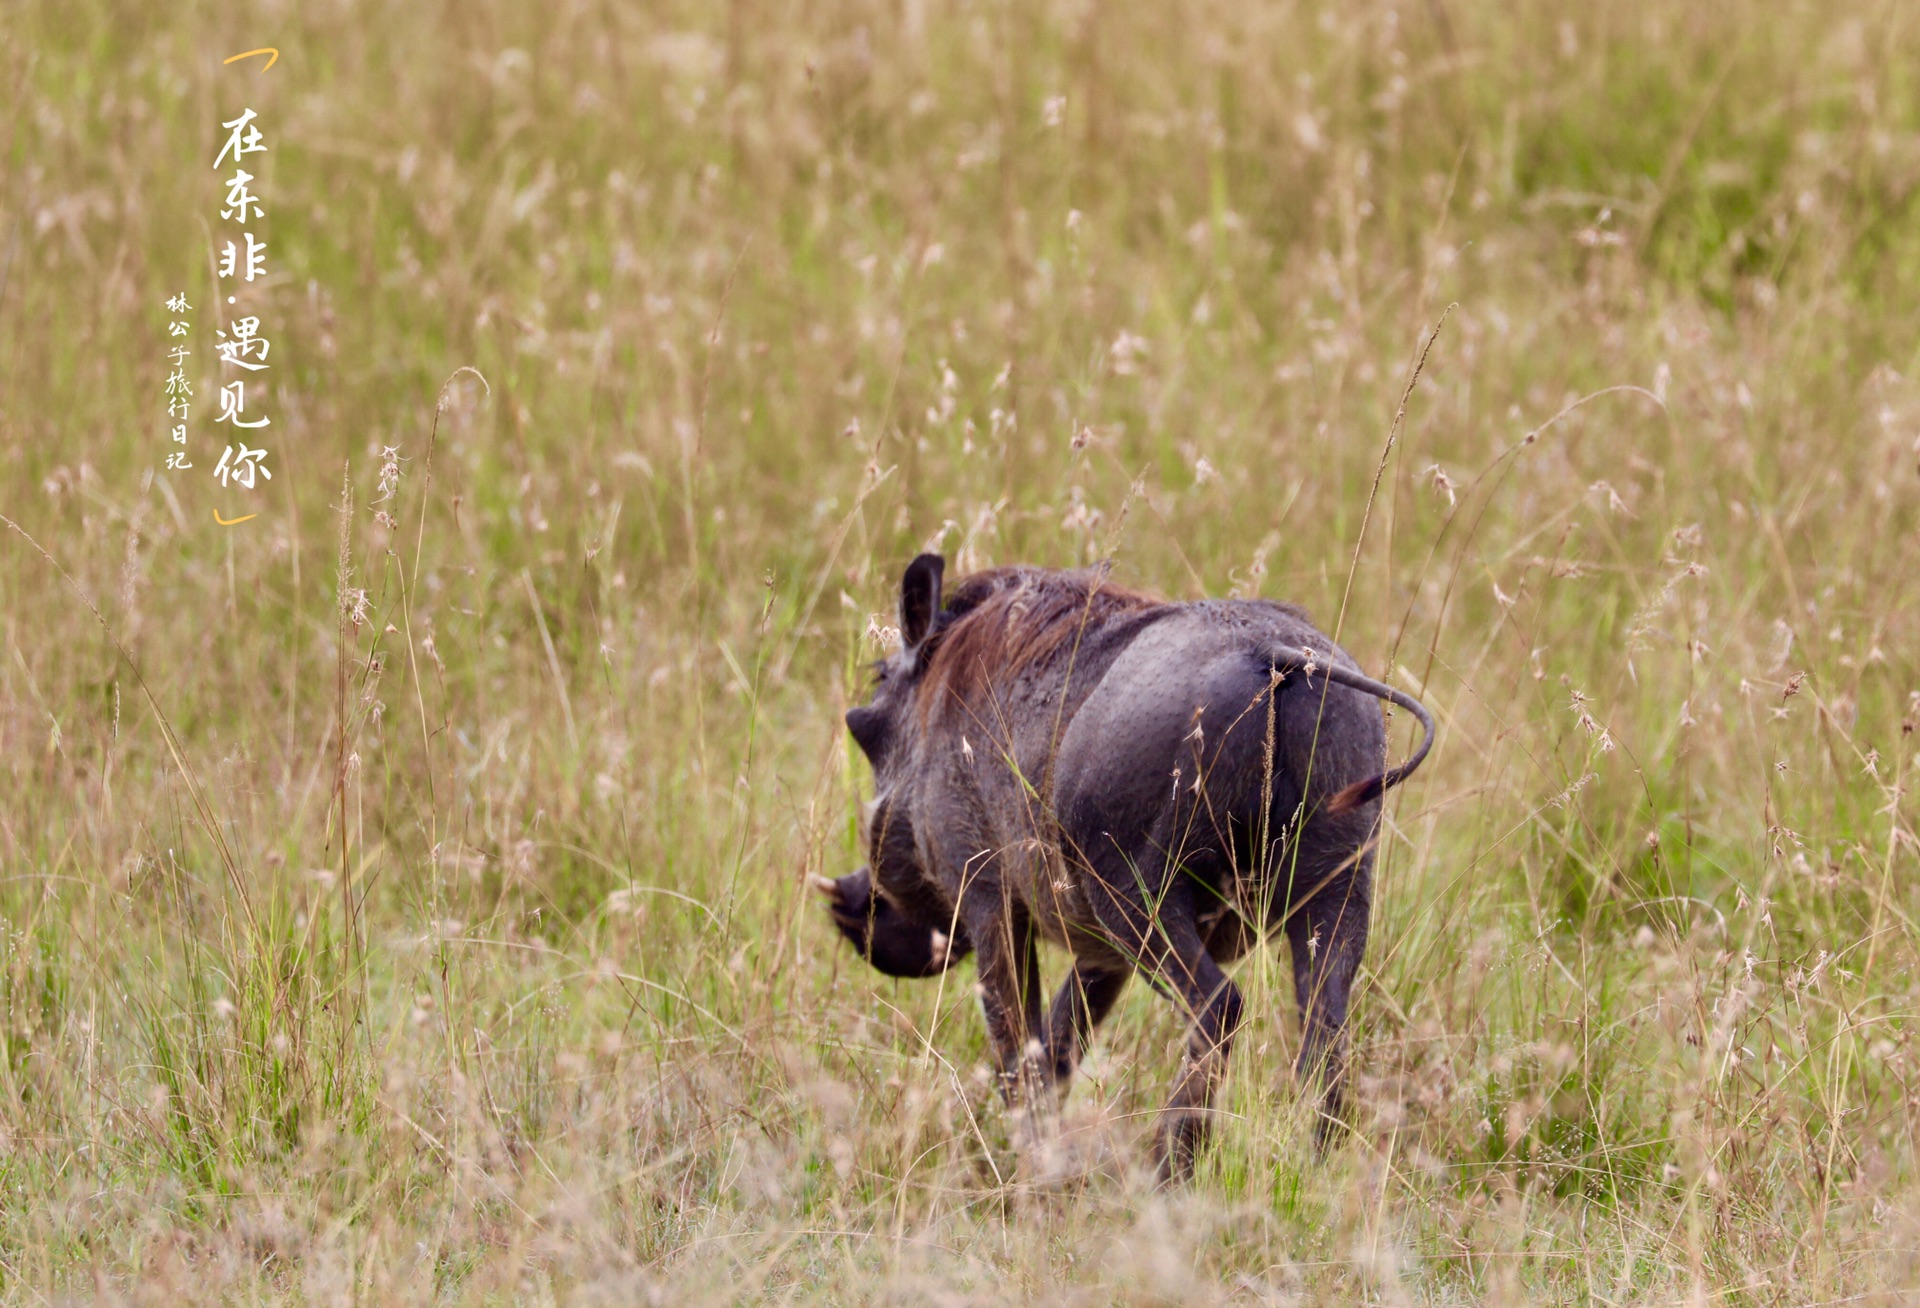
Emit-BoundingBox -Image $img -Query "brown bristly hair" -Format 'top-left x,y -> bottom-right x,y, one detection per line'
914,566 -> 1163,712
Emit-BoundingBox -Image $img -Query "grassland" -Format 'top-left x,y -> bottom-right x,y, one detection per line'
2,0 -> 1919,1301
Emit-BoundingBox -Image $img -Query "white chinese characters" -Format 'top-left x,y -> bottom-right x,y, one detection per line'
216,380 -> 271,430
213,442 -> 273,489
214,107 -> 275,489
162,292 -> 192,470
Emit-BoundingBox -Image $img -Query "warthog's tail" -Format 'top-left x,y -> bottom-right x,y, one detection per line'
1265,645 -> 1436,815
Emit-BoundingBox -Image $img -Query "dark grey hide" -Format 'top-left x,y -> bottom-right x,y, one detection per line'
819,555 -> 1434,1180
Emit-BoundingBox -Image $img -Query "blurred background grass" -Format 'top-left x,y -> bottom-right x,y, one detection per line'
1,0 -> 1919,1301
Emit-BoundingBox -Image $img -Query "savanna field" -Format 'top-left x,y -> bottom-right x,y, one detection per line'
2,0 -> 1919,1301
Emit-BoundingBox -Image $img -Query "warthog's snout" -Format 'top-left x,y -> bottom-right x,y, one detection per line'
811,867 -> 968,978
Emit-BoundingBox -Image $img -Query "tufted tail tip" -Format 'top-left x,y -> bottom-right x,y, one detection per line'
1325,777 -> 1383,815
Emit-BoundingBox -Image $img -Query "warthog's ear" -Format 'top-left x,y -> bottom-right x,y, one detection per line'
844,705 -> 885,759
899,553 -> 945,651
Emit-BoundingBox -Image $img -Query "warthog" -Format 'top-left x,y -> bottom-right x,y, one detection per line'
816,555 -> 1434,1179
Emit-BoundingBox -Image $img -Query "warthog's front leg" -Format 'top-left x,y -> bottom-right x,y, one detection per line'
1287,883 -> 1369,1143
963,899 -> 1048,1109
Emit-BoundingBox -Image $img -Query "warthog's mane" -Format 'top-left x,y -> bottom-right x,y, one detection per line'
914,565 -> 1163,711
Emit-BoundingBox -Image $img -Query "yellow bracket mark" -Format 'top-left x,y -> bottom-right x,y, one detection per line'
223,48 -> 280,71
214,509 -> 259,526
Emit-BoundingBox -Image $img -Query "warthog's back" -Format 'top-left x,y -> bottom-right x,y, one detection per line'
1044,601 -> 1390,941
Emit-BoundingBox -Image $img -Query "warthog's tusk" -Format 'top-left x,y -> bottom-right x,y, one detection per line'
928,929 -> 950,967
808,875 -> 840,898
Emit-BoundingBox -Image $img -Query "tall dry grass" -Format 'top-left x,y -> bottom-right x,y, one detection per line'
1,0 -> 1918,1301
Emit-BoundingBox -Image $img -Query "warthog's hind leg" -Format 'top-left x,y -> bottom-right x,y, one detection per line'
1154,915 -> 1245,1183
1073,840 -> 1245,1181
1286,885 -> 1369,1145
1039,961 -> 1129,1086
